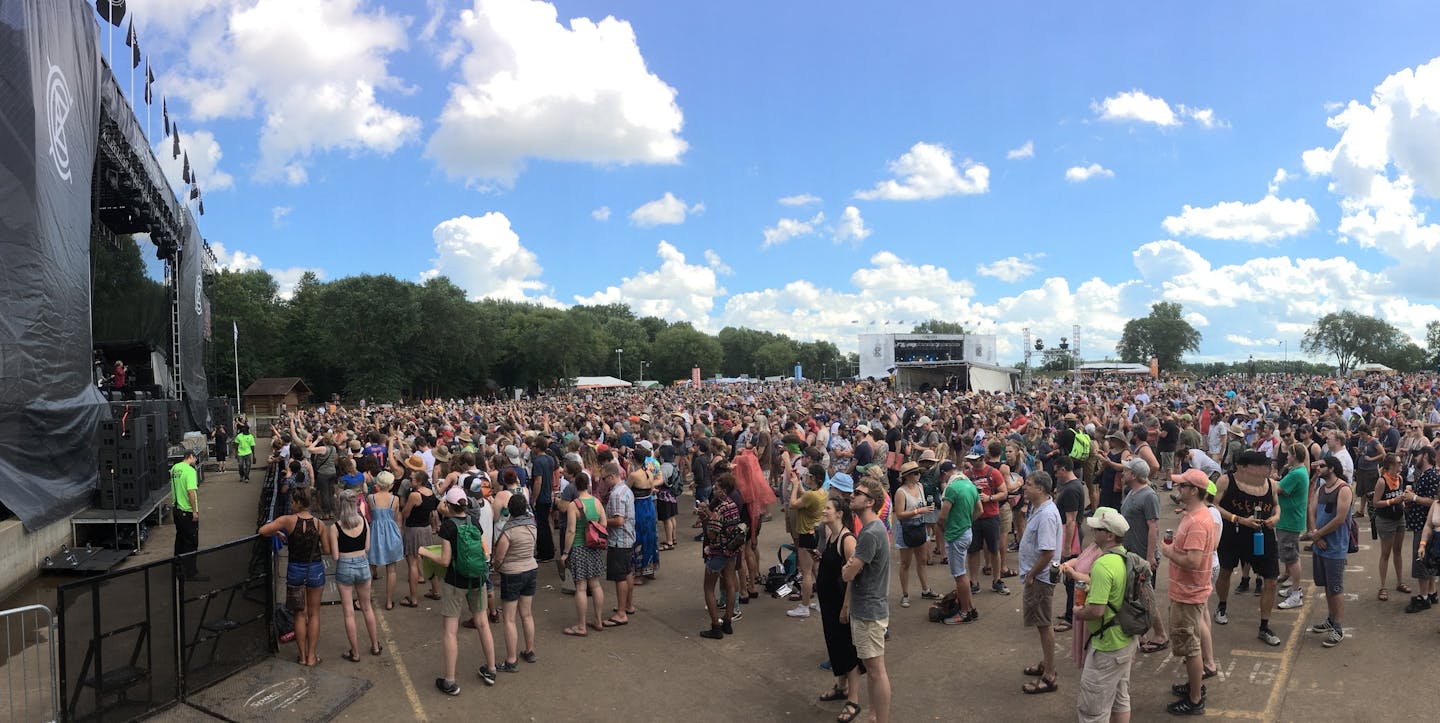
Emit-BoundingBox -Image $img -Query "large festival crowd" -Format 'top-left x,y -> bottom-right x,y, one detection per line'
234,372 -> 1440,721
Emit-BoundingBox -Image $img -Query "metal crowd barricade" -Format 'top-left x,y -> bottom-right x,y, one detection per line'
1,604 -> 59,723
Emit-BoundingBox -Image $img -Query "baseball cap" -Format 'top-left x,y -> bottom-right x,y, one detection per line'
938,460 -> 957,474
1087,506 -> 1130,536
1121,458 -> 1150,480
443,485 -> 468,506
1170,468 -> 1210,490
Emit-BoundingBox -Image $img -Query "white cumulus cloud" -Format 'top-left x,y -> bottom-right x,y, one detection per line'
778,193 -> 822,206
1006,140 -> 1035,160
424,212 -> 548,302
762,212 -> 825,248
630,192 -> 702,227
591,206 -> 611,221
155,129 -> 233,196
272,206 -> 292,226
704,249 -> 732,275
159,0 -> 420,183
855,142 -> 989,200
976,254 -> 1044,283
1065,163 -> 1115,183
832,206 -> 872,245
1161,195 -> 1319,243
575,241 -> 724,323
1092,90 -> 1223,129
270,267 -> 327,300
209,241 -> 263,272
426,0 -> 686,186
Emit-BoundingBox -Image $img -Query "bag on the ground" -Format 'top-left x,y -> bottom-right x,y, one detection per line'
274,604 -> 295,642
1069,430 -> 1092,460
453,519 -> 489,581
928,590 -> 961,622
765,543 -> 800,596
1089,549 -> 1153,640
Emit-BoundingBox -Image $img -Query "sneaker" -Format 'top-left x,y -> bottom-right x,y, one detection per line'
1253,580 -> 1264,597
920,589 -> 941,600
944,609 -> 980,625
1277,581 -> 1293,597
1007,541 -> 1020,552
1257,627 -> 1281,646
699,625 -> 724,639
1277,593 -> 1304,610
1322,629 -> 1344,648
477,667 -> 497,686
1430,593 -> 1439,605
1170,682 -> 1206,698
730,608 -> 744,622
992,580 -> 1011,596
786,604 -> 811,618
970,581 -> 981,595
721,618 -> 734,635
496,661 -> 519,673
435,678 -> 460,696
1235,577 -> 1250,594
1214,608 -> 1228,625
810,602 -> 820,611
1308,620 -> 1333,634
520,650 -> 537,664
1167,696 -> 1206,715
901,595 -> 911,608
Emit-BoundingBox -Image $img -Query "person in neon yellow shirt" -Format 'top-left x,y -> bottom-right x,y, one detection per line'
235,425 -> 257,483
171,450 -> 204,580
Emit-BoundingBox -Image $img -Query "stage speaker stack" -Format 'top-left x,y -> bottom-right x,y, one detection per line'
96,414 -> 153,510
147,405 -> 170,491
165,399 -> 183,444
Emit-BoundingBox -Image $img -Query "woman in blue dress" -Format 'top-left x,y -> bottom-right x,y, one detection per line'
366,471 -> 405,610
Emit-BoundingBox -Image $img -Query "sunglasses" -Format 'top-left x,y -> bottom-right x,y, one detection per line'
853,490 -> 872,500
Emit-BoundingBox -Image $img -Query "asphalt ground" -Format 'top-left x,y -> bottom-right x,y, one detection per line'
6,451 -> 1434,723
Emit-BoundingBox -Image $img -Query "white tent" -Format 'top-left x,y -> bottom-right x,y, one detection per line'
1350,362 -> 1395,376
573,376 -> 632,389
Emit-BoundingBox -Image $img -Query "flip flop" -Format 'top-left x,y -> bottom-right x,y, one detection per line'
1053,621 -> 1072,633
602,617 -> 629,627
588,622 -> 604,631
343,650 -> 361,663
562,626 -> 587,637
837,701 -> 862,723
424,591 -> 442,601
1139,639 -> 1169,654
398,597 -> 418,608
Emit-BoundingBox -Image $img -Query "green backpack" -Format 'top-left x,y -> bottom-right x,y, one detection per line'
1070,430 -> 1092,460
453,519 -> 488,582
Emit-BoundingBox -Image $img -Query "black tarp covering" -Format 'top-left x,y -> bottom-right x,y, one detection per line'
0,0 -> 108,530
178,221 -> 210,432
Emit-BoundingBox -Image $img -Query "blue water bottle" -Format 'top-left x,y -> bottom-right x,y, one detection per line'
1251,511 -> 1264,555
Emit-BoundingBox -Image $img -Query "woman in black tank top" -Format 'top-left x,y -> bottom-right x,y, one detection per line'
400,471 -> 441,606
259,487 -> 331,666
331,489 -> 380,660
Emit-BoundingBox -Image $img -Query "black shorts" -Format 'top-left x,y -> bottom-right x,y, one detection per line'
970,516 -> 1002,553
797,532 -> 818,551
657,499 -> 679,521
606,546 -> 634,581
1217,528 -> 1279,579
500,569 -> 537,601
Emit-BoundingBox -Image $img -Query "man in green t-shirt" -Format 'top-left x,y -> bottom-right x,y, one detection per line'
1073,507 -> 1134,721
938,461 -> 981,623
171,451 -> 204,580
1275,461 -> 1310,610
235,425 -> 257,483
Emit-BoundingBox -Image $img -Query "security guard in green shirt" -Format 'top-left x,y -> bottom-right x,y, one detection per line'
235,425 -> 257,483
171,450 -> 204,580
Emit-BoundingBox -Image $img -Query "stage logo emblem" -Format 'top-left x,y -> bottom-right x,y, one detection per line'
194,276 -> 204,315
46,60 -> 73,183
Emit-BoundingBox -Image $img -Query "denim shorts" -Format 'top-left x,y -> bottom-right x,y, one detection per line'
946,530 -> 973,579
704,554 -> 731,573
500,569 -> 537,601
286,560 -> 326,589
335,556 -> 370,586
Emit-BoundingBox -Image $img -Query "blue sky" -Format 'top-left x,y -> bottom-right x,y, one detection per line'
118,0 -> 1440,363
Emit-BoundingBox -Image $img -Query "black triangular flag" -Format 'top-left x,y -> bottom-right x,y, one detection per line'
124,18 -> 134,46
198,199 -> 205,215
162,98 -> 170,136
131,37 -> 141,69
97,0 -> 126,27
189,185 -> 199,201
144,63 -> 153,104
182,152 -> 191,184
172,127 -> 180,159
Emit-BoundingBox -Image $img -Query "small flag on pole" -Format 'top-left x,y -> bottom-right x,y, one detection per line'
162,97 -> 170,135
126,21 -> 140,68
182,152 -> 191,184
98,0 -> 126,28
144,62 -> 154,104
172,125 -> 180,158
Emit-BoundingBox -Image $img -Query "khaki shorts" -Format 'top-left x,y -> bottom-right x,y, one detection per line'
1022,580 -> 1055,628
851,617 -> 888,660
999,502 -> 1013,539
1168,601 -> 1205,659
1077,638 -> 1138,723
784,508 -> 799,536
441,581 -> 486,618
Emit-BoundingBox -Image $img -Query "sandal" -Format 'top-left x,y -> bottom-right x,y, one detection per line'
1398,583 -> 1414,594
602,617 -> 629,627
837,701 -> 862,722
1023,676 -> 1059,694
1139,639 -> 1169,654
818,685 -> 849,702
1002,568 -> 1018,578
1379,588 -> 1389,602
1203,666 -> 1218,679
398,597 -> 418,608
1053,621 -> 1072,633
1022,663 -> 1046,677
371,645 -> 383,656
562,626 -> 587,637
424,591 -> 442,601
342,649 -> 361,663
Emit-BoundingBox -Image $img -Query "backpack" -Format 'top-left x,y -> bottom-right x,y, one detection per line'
662,461 -> 683,496
452,518 -> 489,582
1089,549 -> 1153,641
928,590 -> 961,622
1070,430 -> 1092,460
462,472 -> 492,499
765,543 -> 800,596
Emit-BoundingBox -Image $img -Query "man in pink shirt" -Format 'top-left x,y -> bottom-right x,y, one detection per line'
1161,470 -> 1218,716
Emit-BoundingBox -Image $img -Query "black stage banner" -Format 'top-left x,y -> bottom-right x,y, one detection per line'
179,219 -> 211,432
0,0 -> 109,529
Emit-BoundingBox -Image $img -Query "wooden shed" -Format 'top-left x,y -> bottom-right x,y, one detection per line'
241,377 -> 312,416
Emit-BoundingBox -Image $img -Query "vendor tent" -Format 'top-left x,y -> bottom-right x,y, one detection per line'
573,376 -> 632,389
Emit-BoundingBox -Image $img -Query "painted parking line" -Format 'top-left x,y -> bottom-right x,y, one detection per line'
1207,589 -> 1312,720
1228,648 -> 1282,659
375,608 -> 429,722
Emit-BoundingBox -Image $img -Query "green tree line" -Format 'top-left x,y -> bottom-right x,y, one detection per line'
207,268 -> 857,401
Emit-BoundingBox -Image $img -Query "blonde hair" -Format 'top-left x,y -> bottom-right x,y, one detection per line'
338,489 -> 362,529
